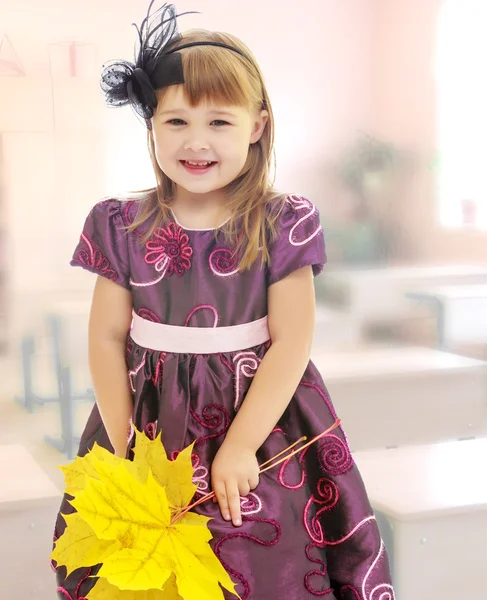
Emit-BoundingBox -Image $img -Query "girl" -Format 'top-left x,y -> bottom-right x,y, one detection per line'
53,3 -> 394,599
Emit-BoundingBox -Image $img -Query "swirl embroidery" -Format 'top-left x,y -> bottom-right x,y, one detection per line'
239,492 -> 263,516
310,515 -> 395,600
317,434 -> 354,476
233,351 -> 260,410
128,350 -> 147,393
192,454 -> 210,495
304,542 -> 333,596
278,445 -> 308,490
209,247 -> 239,277
74,233 -> 117,281
152,353 -> 166,387
185,304 -> 219,327
130,222 -> 193,287
190,404 -> 230,446
286,194 -> 323,247
362,539 -> 395,600
214,517 -> 281,600
301,380 -> 353,456
304,478 -> 340,544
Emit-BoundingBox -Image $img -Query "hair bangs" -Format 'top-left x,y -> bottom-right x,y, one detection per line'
180,46 -> 255,109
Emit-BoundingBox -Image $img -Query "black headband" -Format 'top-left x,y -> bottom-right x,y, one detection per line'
100,2 -> 250,127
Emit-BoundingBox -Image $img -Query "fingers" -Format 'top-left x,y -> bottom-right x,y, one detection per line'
248,474 -> 259,491
213,480 -> 245,527
226,483 -> 242,527
213,481 -> 231,522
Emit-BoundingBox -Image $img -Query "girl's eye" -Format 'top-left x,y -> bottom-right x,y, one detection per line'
165,119 -> 230,127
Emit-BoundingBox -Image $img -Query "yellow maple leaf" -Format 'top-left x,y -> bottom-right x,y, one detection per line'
59,442 -> 140,497
87,574 -> 183,599
51,512 -> 120,576
132,431 -> 197,510
53,426 -> 239,600
72,461 -> 169,549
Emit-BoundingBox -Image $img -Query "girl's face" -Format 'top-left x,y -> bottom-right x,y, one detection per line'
151,86 -> 268,199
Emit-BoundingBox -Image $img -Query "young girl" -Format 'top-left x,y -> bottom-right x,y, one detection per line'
53,3 -> 394,599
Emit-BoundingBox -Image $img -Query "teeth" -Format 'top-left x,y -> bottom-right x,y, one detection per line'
186,160 -> 212,166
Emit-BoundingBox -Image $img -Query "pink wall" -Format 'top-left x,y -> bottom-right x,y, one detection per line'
372,0 -> 487,263
2,0 -> 484,295
0,0 -> 376,291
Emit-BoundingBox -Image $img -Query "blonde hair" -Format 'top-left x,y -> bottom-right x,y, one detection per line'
128,29 -> 285,270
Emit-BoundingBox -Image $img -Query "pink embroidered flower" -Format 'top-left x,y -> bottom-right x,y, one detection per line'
145,222 -> 193,276
75,234 -> 117,281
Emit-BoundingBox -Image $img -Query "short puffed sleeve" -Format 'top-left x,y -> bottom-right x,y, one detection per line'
70,199 -> 130,289
267,195 -> 326,286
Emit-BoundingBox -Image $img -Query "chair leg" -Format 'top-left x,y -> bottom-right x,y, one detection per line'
44,366 -> 80,460
15,335 -> 60,412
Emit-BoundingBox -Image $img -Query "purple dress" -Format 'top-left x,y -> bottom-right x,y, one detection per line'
53,192 -> 394,600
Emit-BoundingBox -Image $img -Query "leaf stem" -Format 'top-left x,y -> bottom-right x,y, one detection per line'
170,419 -> 341,525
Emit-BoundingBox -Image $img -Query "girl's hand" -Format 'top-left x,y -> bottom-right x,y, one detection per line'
211,441 -> 260,527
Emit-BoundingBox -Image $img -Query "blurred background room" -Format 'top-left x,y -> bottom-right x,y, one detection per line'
0,1 -> 486,598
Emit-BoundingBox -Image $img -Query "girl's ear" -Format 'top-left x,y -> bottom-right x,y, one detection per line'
250,110 -> 269,144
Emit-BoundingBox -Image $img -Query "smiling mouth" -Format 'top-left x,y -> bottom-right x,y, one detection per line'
180,160 -> 218,174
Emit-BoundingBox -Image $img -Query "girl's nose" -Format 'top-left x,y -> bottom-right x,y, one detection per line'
183,134 -> 210,152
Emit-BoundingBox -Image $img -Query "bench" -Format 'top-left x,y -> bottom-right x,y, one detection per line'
406,284 -> 487,349
320,265 -> 487,328
311,345 -> 487,451
354,438 -> 487,600
0,444 -> 61,599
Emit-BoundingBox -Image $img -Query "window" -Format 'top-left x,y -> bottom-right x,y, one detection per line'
436,0 -> 487,228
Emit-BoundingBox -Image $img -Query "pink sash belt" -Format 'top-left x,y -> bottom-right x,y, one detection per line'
130,312 -> 270,354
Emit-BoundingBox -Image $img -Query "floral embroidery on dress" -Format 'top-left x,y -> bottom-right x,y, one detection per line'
73,233 -> 117,281
145,222 -> 192,276
130,222 -> 193,287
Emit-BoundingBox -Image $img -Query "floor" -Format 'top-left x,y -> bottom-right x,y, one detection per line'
0,351 -> 93,490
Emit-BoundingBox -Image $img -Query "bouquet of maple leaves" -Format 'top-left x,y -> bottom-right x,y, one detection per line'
52,421 -> 340,599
